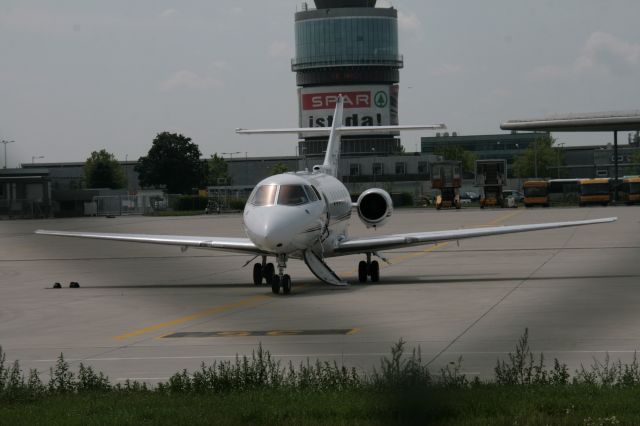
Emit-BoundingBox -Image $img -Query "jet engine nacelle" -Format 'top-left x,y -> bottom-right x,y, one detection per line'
356,188 -> 393,228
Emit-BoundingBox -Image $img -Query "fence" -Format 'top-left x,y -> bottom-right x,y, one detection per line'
92,195 -> 163,216
0,199 -> 50,219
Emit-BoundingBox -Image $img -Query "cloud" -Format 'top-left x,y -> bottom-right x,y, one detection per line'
159,9 -> 177,19
527,31 -> 640,81
397,10 -> 421,32
159,70 -> 223,91
268,41 -> 291,59
377,1 -> 422,39
579,31 -> 640,72
431,63 -> 463,77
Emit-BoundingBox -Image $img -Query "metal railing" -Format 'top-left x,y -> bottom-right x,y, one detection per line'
93,195 -> 159,216
291,54 -> 403,70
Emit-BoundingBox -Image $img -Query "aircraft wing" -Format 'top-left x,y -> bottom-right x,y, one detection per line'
333,217 -> 617,255
35,230 -> 265,255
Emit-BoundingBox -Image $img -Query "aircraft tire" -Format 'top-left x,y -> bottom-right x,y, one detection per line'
271,275 -> 281,294
253,263 -> 263,286
282,275 -> 292,294
264,263 -> 275,281
370,261 -> 380,282
358,261 -> 368,283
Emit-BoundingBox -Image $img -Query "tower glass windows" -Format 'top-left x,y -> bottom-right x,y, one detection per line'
294,17 -> 400,68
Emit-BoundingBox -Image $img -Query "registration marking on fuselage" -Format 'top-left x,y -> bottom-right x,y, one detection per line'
160,328 -> 360,338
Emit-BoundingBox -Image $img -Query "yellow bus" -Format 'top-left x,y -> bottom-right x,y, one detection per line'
620,176 -> 640,205
579,178 -> 611,206
523,180 -> 549,207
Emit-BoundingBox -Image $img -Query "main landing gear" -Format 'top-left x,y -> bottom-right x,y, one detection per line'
252,255 -> 292,295
358,253 -> 379,283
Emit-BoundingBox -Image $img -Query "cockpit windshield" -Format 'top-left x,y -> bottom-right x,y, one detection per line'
251,184 -> 320,206
251,184 -> 278,206
277,185 -> 309,206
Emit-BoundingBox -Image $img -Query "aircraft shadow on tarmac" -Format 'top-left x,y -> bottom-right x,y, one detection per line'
69,273 -> 640,297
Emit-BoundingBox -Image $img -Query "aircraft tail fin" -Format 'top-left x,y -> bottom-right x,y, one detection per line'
321,95 -> 344,177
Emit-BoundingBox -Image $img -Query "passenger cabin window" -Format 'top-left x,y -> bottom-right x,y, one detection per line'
251,184 -> 277,206
277,185 -> 309,206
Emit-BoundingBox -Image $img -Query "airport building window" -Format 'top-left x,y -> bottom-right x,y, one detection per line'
418,161 -> 428,174
372,162 -> 383,176
395,162 -> 406,175
350,163 -> 361,176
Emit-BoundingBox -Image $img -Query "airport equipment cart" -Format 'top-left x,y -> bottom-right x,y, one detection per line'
430,161 -> 462,210
475,159 -> 507,208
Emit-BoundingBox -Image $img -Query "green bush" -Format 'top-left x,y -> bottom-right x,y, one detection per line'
228,198 -> 247,211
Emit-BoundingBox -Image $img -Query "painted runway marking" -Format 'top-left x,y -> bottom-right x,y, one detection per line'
161,328 -> 359,338
487,210 -> 522,226
113,295 -> 270,341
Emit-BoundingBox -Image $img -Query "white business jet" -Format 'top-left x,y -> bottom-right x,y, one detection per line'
36,96 -> 616,294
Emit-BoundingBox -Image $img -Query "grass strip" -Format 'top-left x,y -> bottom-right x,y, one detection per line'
1,386 -> 637,425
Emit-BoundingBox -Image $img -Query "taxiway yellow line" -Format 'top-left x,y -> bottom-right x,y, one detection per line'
114,294 -> 270,341
487,210 -> 522,226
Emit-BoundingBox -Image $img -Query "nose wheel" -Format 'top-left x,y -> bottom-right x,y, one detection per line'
358,253 -> 380,283
254,255 -> 292,295
252,258 -> 275,286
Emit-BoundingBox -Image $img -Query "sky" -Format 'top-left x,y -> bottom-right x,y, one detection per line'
1,0 -> 639,167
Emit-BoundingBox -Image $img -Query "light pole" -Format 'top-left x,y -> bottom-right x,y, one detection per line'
556,143 -> 565,178
371,147 -> 376,186
221,151 -> 241,206
534,140 -> 538,178
2,140 -> 15,169
221,151 -> 241,180
31,155 -> 44,164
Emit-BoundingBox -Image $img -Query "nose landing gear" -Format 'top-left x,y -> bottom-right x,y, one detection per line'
358,253 -> 379,283
252,256 -> 275,286
253,255 -> 292,295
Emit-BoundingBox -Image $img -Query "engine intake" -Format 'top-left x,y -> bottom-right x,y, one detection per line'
356,188 -> 393,228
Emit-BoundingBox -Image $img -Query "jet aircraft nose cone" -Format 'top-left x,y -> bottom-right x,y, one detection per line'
245,207 -> 294,252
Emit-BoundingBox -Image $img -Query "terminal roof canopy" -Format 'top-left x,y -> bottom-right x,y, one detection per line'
501,110 -> 640,132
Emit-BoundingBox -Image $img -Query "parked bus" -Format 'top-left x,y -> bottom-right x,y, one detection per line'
579,178 -> 611,206
523,180 -> 549,207
548,178 -> 581,205
620,176 -> 640,205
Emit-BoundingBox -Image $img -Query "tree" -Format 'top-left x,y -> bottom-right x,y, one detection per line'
271,162 -> 289,175
136,132 -> 206,194
207,153 -> 230,185
434,145 -> 477,174
631,150 -> 640,175
513,135 -> 561,179
83,149 -> 126,189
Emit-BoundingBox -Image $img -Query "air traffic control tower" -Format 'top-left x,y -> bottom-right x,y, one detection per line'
293,0 -> 403,157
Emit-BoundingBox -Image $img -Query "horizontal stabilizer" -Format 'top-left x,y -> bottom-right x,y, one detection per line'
236,124 -> 446,136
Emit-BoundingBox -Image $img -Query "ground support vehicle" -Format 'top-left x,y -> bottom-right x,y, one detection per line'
548,179 -> 582,206
475,159 -> 507,208
523,181 -> 549,207
620,176 -> 640,205
431,161 -> 462,210
579,178 -> 611,206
